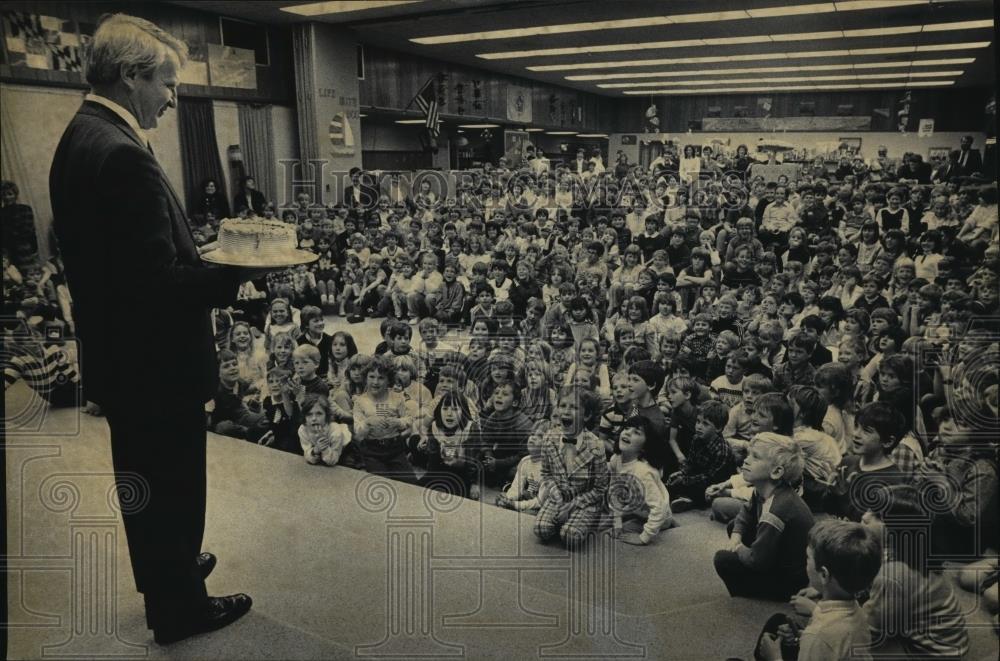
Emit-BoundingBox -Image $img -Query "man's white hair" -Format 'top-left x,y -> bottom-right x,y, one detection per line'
86,13 -> 187,87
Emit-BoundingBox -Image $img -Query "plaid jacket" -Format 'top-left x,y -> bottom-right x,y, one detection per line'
539,429 -> 609,511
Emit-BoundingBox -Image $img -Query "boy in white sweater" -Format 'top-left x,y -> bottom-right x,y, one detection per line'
609,416 -> 673,545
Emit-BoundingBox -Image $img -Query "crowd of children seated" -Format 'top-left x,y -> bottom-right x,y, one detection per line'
199,149 -> 999,656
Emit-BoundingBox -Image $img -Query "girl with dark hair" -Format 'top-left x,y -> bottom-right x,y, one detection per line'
419,391 -> 482,499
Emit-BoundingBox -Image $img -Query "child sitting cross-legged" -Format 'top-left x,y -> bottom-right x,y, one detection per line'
534,386 -> 609,548
754,519 -> 881,661
478,379 -> 534,487
496,419 -> 550,513
857,485 -> 971,659
666,400 -> 736,512
298,394 -> 352,467
352,354 -> 417,484
419,391 -> 481,500
608,415 -> 673,545
821,402 -> 907,522
713,432 -> 816,601
788,385 -> 842,512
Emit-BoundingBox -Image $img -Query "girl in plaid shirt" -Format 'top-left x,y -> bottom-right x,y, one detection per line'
533,386 -> 609,548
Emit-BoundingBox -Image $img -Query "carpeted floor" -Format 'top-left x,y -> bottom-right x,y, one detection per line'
5,312 -> 997,659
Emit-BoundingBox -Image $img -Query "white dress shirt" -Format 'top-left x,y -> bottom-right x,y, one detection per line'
84,93 -> 147,147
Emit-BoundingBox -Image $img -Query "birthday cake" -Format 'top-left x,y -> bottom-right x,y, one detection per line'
201,218 -> 316,266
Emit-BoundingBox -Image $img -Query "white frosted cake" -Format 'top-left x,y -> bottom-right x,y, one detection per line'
217,218 -> 297,259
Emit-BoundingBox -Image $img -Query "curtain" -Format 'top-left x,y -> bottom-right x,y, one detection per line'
237,104 -> 277,206
0,87 -> 51,261
178,97 -> 228,218
639,140 -> 665,170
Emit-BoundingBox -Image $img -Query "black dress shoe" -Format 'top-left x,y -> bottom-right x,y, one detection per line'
144,554 -> 218,629
196,552 -> 217,579
153,593 -> 253,645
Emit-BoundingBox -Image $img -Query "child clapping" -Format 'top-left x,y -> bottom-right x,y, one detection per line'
496,420 -> 549,513
299,395 -> 351,466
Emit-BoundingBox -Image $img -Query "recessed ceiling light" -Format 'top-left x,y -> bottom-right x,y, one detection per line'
394,119 -> 427,124
458,124 -> 500,128
568,58 -> 974,80
478,20 -> 990,60
528,42 -> 987,72
545,131 -> 578,135
409,1 -> 924,45
282,1 -> 420,17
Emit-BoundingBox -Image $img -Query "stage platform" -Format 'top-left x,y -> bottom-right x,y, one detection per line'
7,381 -> 999,660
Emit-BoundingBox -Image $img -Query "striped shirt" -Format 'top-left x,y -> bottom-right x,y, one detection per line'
863,558 -> 969,658
4,343 -> 80,397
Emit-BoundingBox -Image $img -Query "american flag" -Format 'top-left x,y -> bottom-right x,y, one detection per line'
412,78 -> 440,138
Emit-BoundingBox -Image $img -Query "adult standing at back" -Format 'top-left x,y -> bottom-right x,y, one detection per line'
49,13 -> 256,645
957,135 -> 983,176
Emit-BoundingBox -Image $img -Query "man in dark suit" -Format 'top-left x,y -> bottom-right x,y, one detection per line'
49,14 -> 254,645
232,175 -> 268,216
343,166 -> 378,212
957,135 -> 983,176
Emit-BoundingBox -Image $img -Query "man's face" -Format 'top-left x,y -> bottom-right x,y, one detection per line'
128,54 -> 179,130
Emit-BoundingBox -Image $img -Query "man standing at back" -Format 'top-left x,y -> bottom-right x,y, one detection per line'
50,13 -> 254,645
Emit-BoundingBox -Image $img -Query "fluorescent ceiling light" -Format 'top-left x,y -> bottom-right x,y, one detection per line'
524,128 -> 546,132
528,42 -> 988,71
545,131 -> 578,135
567,58 -> 974,80
923,19 -> 994,32
746,3 -> 835,17
840,25 -> 922,38
915,41 -> 991,51
702,36 -> 773,46
478,20 -> 990,60
576,133 -> 609,138
621,80 -> 954,94
458,124 -> 500,128
667,10 -> 751,24
600,71 -> 960,88
834,1 -> 924,9
282,1 -> 419,17
410,1 -> 924,45
394,119 -> 428,124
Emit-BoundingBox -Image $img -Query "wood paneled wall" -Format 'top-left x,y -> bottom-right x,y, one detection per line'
0,1 -> 294,103
613,88 -> 994,134
359,45 -> 614,131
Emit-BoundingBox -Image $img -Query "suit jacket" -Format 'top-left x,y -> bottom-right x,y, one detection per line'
344,183 -> 378,211
958,148 -> 983,176
50,100 -> 241,407
232,188 -> 267,215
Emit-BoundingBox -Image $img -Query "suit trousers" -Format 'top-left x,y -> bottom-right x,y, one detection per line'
106,396 -> 209,627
